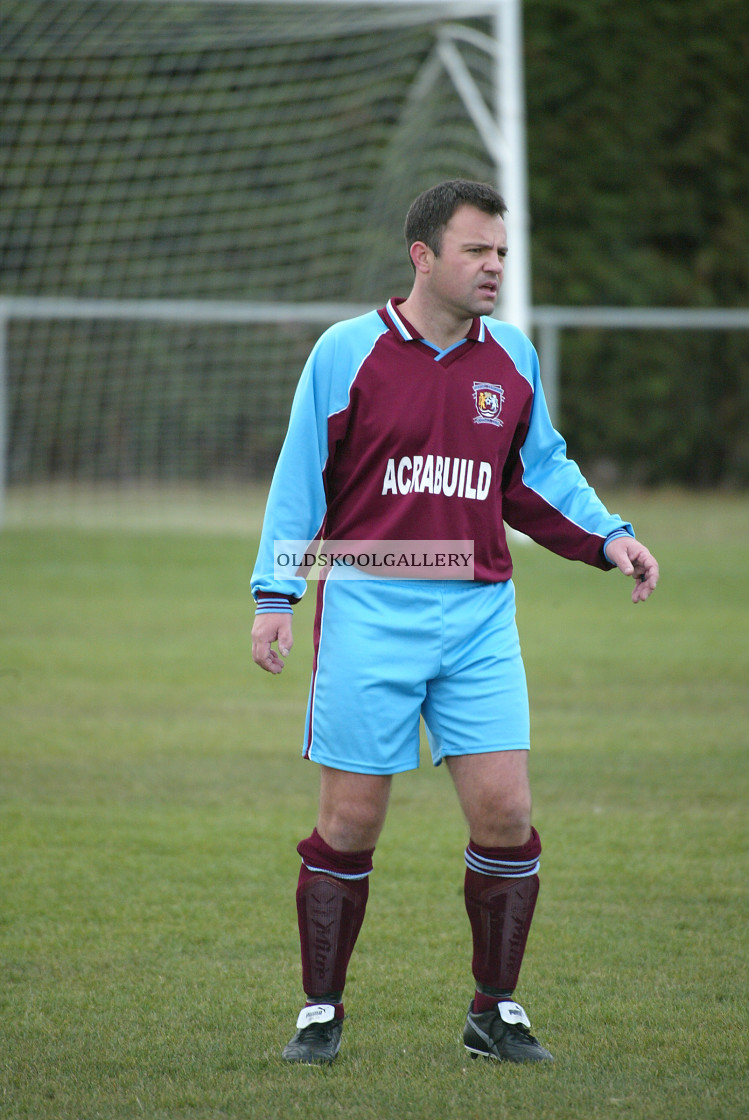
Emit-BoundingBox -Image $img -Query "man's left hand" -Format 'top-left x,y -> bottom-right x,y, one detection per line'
606,536 -> 660,603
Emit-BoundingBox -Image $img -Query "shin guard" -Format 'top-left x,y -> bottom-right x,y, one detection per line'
464,828 -> 542,993
296,828 -> 374,1000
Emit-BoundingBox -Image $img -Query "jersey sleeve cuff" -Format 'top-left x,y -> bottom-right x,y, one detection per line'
254,592 -> 294,615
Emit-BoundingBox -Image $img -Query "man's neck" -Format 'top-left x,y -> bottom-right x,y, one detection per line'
397,295 -> 472,351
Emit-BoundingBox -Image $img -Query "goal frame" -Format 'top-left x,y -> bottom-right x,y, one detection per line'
2,0 -> 534,524
113,0 -> 535,335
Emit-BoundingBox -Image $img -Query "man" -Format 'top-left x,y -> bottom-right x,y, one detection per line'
251,179 -> 659,1066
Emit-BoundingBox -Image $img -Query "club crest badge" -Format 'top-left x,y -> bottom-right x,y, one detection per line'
472,381 -> 504,427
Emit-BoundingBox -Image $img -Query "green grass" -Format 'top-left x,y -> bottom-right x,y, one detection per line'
1,490 -> 747,1119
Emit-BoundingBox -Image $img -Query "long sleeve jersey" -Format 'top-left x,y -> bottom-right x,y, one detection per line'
251,299 -> 633,608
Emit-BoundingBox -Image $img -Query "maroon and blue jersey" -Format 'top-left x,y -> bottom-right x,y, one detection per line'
252,299 -> 633,607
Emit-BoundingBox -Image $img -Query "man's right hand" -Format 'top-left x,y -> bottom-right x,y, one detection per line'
251,612 -> 294,674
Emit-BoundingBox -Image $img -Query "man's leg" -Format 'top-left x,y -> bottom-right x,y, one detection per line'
446,751 -> 553,1063
283,766 -> 392,1064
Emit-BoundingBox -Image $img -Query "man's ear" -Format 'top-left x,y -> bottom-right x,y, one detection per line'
409,240 -> 433,274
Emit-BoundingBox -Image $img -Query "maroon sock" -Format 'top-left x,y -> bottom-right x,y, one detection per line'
296,828 -> 374,1001
464,828 -> 542,1006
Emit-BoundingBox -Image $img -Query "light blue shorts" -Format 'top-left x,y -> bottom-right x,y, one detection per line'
302,574 -> 530,775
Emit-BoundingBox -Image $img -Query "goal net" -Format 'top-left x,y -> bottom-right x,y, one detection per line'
1,0 -> 509,529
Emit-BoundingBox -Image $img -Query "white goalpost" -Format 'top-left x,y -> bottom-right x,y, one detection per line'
0,0 -> 531,528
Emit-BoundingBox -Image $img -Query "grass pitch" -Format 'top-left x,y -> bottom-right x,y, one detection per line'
1,490 -> 747,1119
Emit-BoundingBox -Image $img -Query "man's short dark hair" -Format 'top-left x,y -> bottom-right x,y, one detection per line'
404,179 -> 507,262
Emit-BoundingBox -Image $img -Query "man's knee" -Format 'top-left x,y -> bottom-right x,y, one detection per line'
317,805 -> 384,851
466,774 -> 532,846
446,751 -> 532,847
317,768 -> 392,851
473,800 -> 532,848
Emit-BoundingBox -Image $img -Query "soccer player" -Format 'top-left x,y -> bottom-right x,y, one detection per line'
251,179 -> 659,1065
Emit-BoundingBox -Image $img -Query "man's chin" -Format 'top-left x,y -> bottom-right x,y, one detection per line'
473,295 -> 498,315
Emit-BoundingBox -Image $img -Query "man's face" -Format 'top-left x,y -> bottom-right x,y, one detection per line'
426,204 -> 507,320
